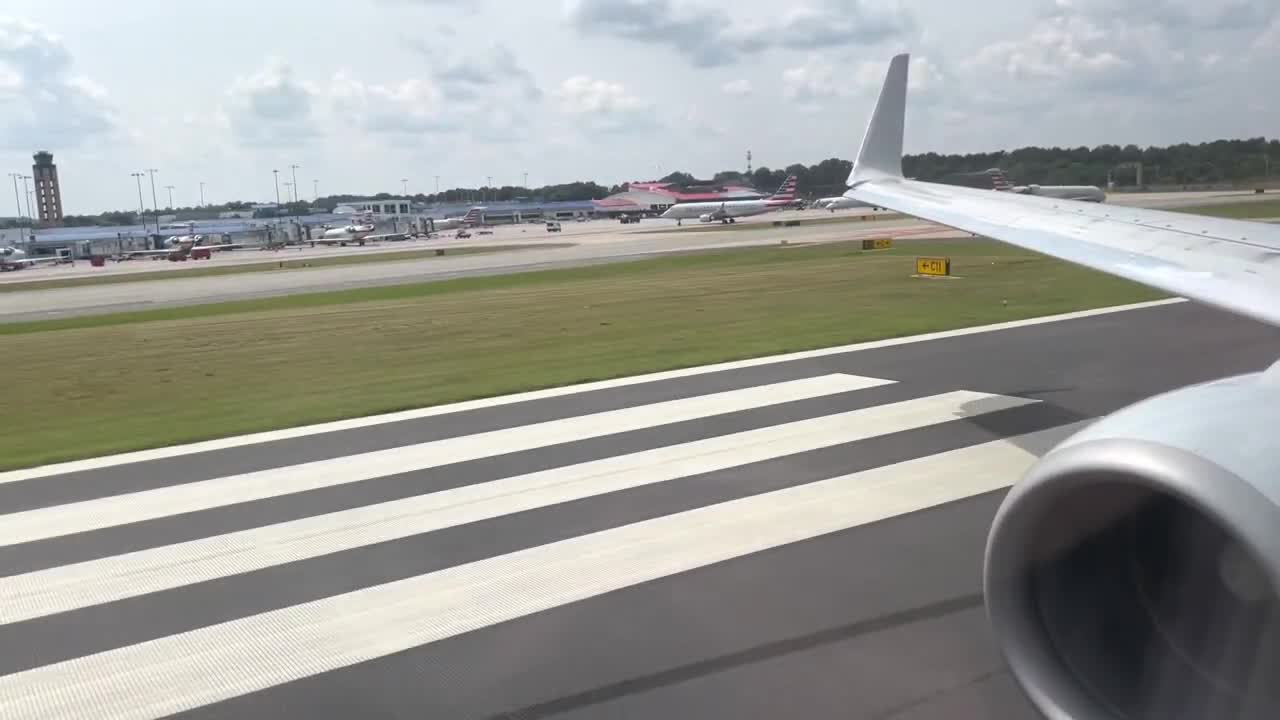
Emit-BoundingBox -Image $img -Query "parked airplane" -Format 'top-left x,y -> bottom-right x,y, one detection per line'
985,167 -> 1106,202
121,233 -> 244,260
0,246 -> 70,271
432,207 -> 486,231
660,176 -> 799,225
845,52 -> 1280,720
319,223 -> 377,241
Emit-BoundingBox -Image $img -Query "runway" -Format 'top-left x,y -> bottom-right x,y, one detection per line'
2,298 -> 1277,719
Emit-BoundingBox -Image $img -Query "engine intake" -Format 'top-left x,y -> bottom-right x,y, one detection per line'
985,371 -> 1280,720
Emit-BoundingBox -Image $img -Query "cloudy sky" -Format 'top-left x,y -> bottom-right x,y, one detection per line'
1,0 -> 1277,214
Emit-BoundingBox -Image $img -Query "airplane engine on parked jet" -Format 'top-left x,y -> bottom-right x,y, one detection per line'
984,368 -> 1280,720
699,213 -> 716,223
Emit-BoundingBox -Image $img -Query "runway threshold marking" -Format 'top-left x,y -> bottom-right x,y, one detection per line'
0,390 -> 1035,623
0,421 -> 1088,719
0,297 -> 1185,485
0,375 -> 888,546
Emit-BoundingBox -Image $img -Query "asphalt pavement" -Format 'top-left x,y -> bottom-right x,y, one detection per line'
1,298 -> 1277,719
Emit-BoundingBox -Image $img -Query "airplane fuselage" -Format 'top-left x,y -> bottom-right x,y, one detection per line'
661,200 -> 773,222
817,196 -> 877,211
1009,184 -> 1106,202
321,224 -> 375,240
0,246 -> 30,270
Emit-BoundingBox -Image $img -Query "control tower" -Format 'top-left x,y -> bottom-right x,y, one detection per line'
32,151 -> 64,225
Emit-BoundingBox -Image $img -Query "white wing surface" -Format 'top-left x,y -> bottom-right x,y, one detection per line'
845,54 -> 1280,329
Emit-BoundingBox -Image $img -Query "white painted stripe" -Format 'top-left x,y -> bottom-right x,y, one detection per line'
0,374 -> 889,546
0,298 -> 1183,483
0,421 -> 1088,719
0,390 -> 1035,623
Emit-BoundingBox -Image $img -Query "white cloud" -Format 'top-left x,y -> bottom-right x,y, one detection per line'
722,79 -> 753,96
555,75 -> 657,133
564,0 -> 915,67
681,105 -> 726,138
1254,15 -> 1280,57
781,52 -> 946,114
329,72 -> 455,139
0,17 -> 116,151
782,56 -> 842,106
223,58 -> 318,147
407,42 -> 541,103
378,0 -> 475,7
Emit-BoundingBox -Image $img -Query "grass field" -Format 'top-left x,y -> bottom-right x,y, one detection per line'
1,239 -> 1165,470
0,243 -> 561,294
1174,197 -> 1280,219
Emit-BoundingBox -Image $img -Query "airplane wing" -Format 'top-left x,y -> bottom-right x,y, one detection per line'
845,53 -> 1280,329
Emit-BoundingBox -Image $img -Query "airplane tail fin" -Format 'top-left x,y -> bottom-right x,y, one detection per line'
987,168 -> 1013,191
847,53 -> 909,187
767,175 -> 799,205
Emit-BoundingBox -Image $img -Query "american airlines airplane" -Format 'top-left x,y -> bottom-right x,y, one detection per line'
845,53 -> 1280,720
812,196 -> 878,211
433,207 -> 485,231
660,176 -> 798,225
986,167 -> 1106,203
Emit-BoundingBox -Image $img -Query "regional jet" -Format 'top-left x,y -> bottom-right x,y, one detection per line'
660,176 -> 798,225
0,246 -> 70,271
844,53 -> 1280,720
812,196 -> 879,211
985,167 -> 1106,202
122,234 -> 245,259
314,223 -> 377,244
432,207 -> 486,231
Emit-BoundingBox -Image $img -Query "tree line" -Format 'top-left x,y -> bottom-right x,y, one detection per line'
3,137 -> 1275,229
696,137 -> 1279,200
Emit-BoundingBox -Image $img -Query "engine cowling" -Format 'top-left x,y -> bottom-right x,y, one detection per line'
985,368 -> 1280,720
699,213 -> 716,223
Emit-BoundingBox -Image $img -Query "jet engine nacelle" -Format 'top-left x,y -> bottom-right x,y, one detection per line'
699,213 -> 716,223
985,368 -> 1280,720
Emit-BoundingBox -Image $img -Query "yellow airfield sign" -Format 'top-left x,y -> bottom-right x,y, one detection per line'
915,256 -> 951,276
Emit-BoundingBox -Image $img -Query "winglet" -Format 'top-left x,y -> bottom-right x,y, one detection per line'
847,53 -> 909,187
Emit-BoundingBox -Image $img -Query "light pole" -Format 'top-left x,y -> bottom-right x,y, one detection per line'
272,169 -> 281,207
313,179 -> 318,202
402,178 -> 408,195
146,169 -> 160,233
21,175 -> 33,225
131,173 -> 146,235
523,172 -> 528,189
165,185 -> 175,210
9,173 -> 25,247
486,176 -> 492,203
289,164 -> 300,216
199,182 -> 206,207
8,173 -> 21,220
